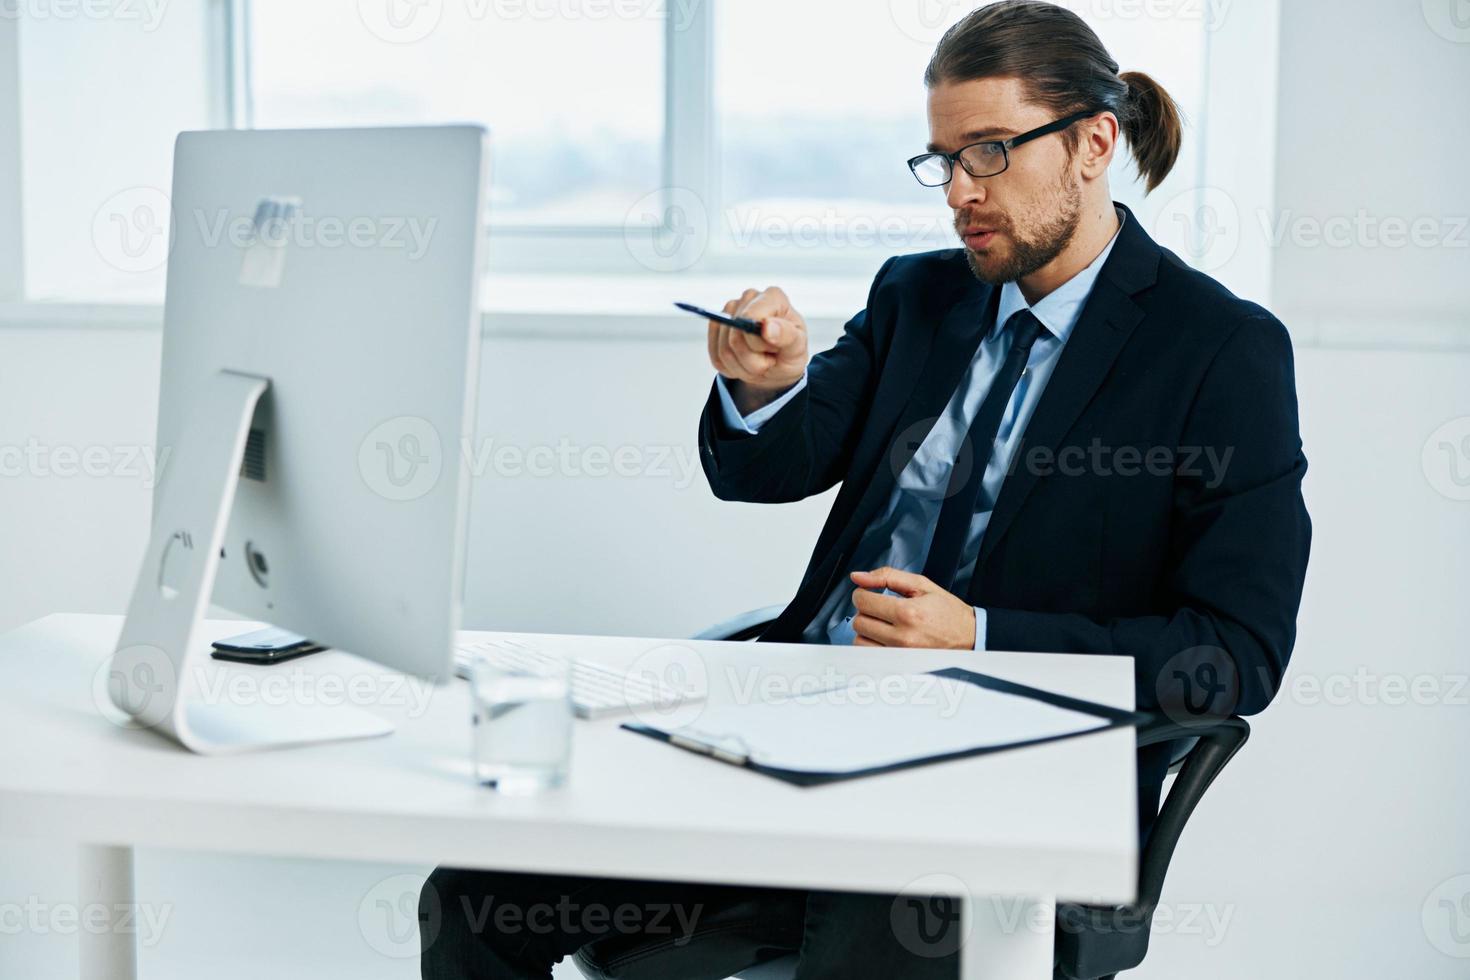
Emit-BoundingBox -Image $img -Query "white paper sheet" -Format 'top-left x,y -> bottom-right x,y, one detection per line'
659,673 -> 1109,774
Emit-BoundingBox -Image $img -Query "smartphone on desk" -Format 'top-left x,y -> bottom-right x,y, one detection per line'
211,626 -> 325,665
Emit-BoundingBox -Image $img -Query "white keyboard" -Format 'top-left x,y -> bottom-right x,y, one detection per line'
454,636 -> 703,720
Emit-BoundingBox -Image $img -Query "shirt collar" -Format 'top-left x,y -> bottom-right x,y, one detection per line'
993,207 -> 1126,344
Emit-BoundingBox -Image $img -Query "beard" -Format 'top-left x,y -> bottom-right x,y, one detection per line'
956,172 -> 1084,284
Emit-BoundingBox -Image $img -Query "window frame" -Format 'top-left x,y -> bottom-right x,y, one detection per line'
0,16 -> 25,302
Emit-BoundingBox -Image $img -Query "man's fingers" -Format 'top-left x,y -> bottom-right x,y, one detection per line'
720,296 -> 780,355
735,285 -> 793,325
710,326 -> 754,379
852,587 -> 906,624
851,614 -> 901,646
761,315 -> 805,350
725,327 -> 773,376
851,567 -> 931,598
722,288 -> 806,359
739,327 -> 779,356
710,325 -> 744,378
758,285 -> 791,312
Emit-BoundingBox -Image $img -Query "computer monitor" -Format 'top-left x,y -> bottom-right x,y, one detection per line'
108,126 -> 488,754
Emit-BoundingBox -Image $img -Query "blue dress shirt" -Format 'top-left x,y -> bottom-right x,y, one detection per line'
716,214 -> 1124,650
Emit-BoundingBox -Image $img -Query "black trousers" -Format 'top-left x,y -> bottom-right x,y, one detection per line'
421,867 -> 962,980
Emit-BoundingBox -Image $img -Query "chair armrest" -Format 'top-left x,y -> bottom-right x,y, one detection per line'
691,605 -> 787,642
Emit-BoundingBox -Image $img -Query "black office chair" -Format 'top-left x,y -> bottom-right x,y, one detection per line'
574,607 -> 1251,980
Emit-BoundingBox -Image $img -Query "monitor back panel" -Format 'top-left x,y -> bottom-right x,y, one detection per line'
157,125 -> 488,679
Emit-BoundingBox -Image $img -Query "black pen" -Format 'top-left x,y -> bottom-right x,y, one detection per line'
674,301 -> 764,336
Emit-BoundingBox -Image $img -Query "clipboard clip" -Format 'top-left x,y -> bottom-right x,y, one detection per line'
668,731 -> 753,766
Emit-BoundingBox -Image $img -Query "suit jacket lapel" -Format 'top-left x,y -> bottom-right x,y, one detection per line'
974,211 -> 1160,573
832,283 -> 998,560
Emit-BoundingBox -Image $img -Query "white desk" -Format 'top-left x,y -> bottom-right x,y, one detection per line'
0,614 -> 1139,979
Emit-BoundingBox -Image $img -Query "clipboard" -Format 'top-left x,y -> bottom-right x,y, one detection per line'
621,666 -> 1147,787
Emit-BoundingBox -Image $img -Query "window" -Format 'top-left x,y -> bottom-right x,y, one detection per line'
713,1 -> 951,263
711,1 -> 1207,267
245,0 -> 1209,274
249,1 -> 664,230
9,0 -> 1218,299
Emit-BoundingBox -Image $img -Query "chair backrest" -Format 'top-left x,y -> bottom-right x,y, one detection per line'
692,605 -> 786,642
1054,717 -> 1250,980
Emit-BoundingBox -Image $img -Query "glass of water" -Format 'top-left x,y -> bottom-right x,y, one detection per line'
469,648 -> 572,794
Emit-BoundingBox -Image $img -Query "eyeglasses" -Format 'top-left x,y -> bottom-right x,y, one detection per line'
906,110 -> 1098,187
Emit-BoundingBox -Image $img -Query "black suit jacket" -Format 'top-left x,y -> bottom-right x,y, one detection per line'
699,205 -> 1311,819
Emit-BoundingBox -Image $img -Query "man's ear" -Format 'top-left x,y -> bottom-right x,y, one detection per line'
1076,112 -> 1120,181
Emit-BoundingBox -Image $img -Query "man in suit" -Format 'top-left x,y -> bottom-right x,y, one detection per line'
423,3 -> 1310,977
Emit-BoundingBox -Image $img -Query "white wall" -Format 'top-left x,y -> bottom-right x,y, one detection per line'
1270,1 -> 1470,319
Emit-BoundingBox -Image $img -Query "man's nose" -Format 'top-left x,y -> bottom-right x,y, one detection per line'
945,167 -> 986,211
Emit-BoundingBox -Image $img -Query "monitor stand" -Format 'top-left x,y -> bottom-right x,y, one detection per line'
108,370 -> 394,754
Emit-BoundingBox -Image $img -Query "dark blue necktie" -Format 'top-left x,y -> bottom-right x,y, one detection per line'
920,309 -> 1046,592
